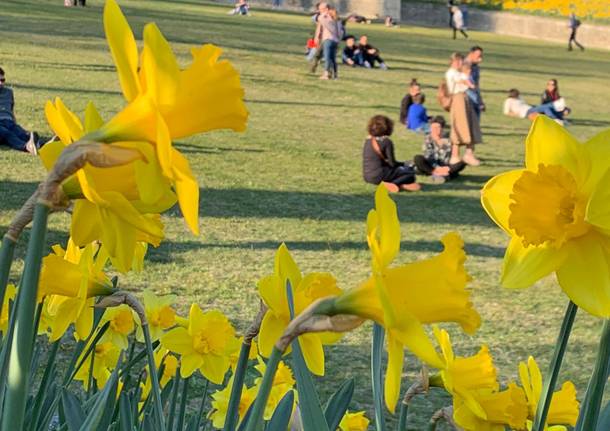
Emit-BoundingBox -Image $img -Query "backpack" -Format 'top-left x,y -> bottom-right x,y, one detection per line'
437,81 -> 452,112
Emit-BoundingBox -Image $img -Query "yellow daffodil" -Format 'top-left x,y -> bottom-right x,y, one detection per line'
209,378 -> 258,429
229,338 -> 258,371
481,116 -> 610,317
0,283 -> 16,335
519,356 -> 579,428
258,244 -> 342,376
100,304 -> 136,350
339,411 -> 370,431
89,0 -> 249,235
135,289 -> 177,342
160,304 -> 238,383
74,341 -> 121,390
41,98 -> 175,272
433,327 -> 498,418
334,187 -> 479,412
39,240 -> 112,342
453,383 -> 529,431
253,356 -> 296,420
141,349 -> 179,400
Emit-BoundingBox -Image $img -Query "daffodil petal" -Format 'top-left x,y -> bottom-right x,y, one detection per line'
180,353 -> 203,378
556,232 -> 610,317
39,139 -> 66,172
141,22 -> 180,107
172,148 -> 200,235
276,244 -> 302,291
258,275 -> 286,316
392,319 -> 444,369
525,116 -> 588,186
481,169 -> 525,235
103,0 -> 141,102
161,327 -> 194,356
84,101 -> 104,134
200,354 -> 229,384
54,97 -> 84,142
297,333 -> 325,376
585,169 -> 610,235
70,200 -> 101,246
384,335 -> 403,414
44,100 -> 72,144
502,237 -> 567,289
583,129 -> 610,194
375,185 -> 400,267
258,312 -> 285,358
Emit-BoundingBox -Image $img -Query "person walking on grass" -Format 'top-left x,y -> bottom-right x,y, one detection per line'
362,115 -> 421,193
413,115 -> 466,184
0,67 -> 39,155
451,6 -> 468,39
314,3 -> 342,80
568,12 -> 584,51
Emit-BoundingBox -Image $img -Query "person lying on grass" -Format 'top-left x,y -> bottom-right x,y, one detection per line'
362,114 -> 421,193
413,115 -> 466,185
503,88 -> 566,125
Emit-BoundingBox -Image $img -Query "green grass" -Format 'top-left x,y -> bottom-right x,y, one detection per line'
2,0 -> 610,429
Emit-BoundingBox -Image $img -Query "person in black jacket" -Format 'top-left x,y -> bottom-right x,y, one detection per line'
342,35 -> 361,66
358,35 -> 387,69
362,115 -> 420,192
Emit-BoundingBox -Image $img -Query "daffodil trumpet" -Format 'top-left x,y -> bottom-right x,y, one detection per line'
531,301 -> 578,431
577,319 -> 610,431
224,303 -> 267,431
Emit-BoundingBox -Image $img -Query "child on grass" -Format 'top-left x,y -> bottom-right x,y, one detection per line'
406,93 -> 430,133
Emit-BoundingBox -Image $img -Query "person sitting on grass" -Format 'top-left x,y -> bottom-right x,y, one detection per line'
228,0 -> 250,16
413,115 -> 466,184
503,88 -> 565,124
0,67 -> 39,155
358,35 -> 387,70
342,35 -> 361,66
362,115 -> 421,193
399,78 -> 421,126
406,93 -> 430,133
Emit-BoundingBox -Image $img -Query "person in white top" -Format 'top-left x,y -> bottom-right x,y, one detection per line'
503,88 -> 565,124
445,52 -> 482,166
451,6 -> 469,39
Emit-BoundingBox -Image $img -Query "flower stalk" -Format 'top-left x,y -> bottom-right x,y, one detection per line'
577,319 -> 610,431
372,324 -> 387,431
531,300 -> 578,431
397,368 -> 429,431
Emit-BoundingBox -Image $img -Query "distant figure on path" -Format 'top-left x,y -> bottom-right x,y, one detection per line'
362,115 -> 420,193
568,13 -> 585,51
451,6 -> 468,39
399,78 -> 422,126
0,67 -> 38,155
413,116 -> 466,184
447,0 -> 456,28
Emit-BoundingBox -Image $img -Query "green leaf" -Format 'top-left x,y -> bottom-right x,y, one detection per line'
78,368 -> 119,431
371,324 -> 387,431
61,389 -> 86,431
286,281 -> 330,431
119,392 -> 134,431
267,390 -> 294,431
597,401 -> 610,431
324,378 -> 354,430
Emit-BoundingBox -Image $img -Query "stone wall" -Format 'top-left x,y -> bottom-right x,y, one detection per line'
401,2 -> 610,50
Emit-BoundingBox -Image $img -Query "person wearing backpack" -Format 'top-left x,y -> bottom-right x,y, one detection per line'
362,115 -> 421,193
568,13 -> 584,51
444,52 -> 482,166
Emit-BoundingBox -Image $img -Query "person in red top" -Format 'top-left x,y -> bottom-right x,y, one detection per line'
305,34 -> 318,61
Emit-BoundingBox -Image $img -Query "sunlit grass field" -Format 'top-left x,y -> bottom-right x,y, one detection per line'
1,0 -> 610,428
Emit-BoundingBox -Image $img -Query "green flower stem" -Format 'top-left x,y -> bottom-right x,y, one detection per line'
0,290 -> 20,416
194,378 -> 209,431
397,402 -> 408,431
244,346 -> 283,431
167,367 -> 181,431
0,236 -> 16,312
177,376 -> 190,431
224,341 -> 253,431
29,341 -> 60,429
1,203 -> 49,431
372,323 -> 387,431
577,319 -> 610,431
531,300 -> 578,431
426,420 -> 437,431
142,323 -> 166,430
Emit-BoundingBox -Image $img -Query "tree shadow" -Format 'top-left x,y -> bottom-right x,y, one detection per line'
173,142 -> 265,155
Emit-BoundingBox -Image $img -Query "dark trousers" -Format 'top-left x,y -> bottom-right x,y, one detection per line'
569,29 -> 584,50
453,28 -> 468,39
382,165 -> 416,186
362,52 -> 384,67
0,119 -> 29,151
322,40 -> 338,76
413,155 -> 465,179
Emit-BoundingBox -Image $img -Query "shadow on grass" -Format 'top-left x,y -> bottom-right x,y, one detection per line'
173,142 -> 265,155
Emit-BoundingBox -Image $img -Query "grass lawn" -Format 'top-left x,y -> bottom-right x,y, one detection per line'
2,0 -> 610,428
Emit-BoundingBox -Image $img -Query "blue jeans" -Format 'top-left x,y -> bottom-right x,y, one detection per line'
0,119 -> 29,151
526,102 -> 562,120
322,40 -> 338,75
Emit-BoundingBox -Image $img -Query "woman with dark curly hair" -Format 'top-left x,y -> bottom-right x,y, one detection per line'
362,115 -> 421,192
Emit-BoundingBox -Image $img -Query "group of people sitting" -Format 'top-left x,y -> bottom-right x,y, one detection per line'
363,114 -> 465,193
307,2 -> 388,79
227,0 -> 250,15
503,79 -> 570,125
342,35 -> 388,69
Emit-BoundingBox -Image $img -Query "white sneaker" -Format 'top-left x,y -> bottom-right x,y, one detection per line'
25,139 -> 37,155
